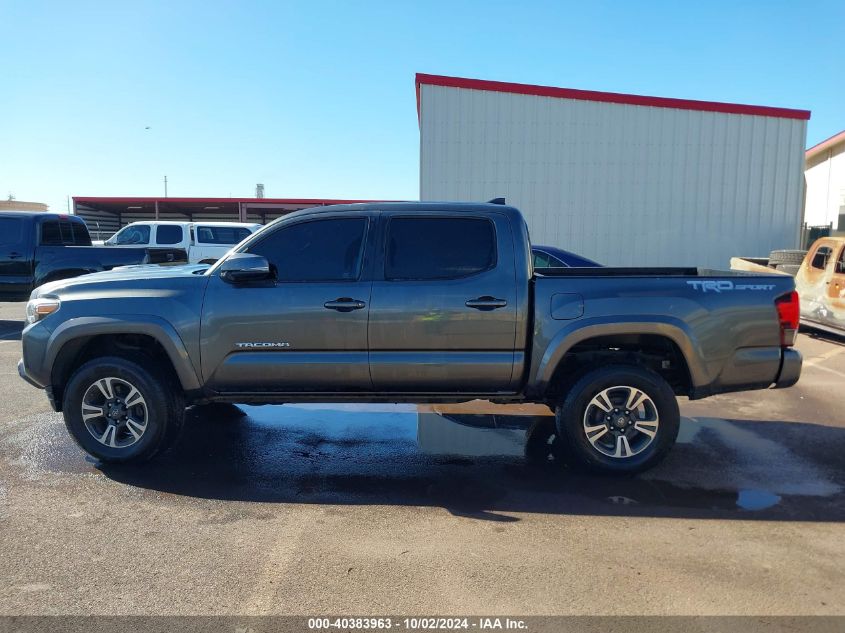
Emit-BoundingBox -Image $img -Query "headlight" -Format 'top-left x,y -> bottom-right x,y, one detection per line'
26,298 -> 60,324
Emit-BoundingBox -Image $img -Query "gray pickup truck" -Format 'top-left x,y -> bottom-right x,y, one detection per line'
18,202 -> 802,474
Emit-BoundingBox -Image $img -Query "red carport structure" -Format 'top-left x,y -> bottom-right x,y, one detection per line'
72,196 -> 382,240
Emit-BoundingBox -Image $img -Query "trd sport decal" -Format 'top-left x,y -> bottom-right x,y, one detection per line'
687,280 -> 776,293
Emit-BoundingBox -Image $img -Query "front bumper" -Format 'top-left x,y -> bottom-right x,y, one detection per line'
18,358 -> 60,411
17,358 -> 40,389
774,348 -> 802,389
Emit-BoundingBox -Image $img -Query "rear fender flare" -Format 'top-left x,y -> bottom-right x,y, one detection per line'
532,316 -> 706,397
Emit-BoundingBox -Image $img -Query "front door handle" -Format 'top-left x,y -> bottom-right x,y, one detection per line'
324,298 -> 366,312
465,296 -> 508,311
7,252 -> 22,260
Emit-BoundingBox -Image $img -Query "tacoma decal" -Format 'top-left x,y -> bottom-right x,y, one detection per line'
235,342 -> 291,349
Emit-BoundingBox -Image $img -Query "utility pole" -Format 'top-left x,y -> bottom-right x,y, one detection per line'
164,175 -> 168,197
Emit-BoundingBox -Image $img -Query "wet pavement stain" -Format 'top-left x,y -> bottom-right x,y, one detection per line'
736,489 -> 782,511
7,403 -> 845,522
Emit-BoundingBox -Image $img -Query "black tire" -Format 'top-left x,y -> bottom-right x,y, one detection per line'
62,355 -> 184,463
774,264 -> 800,276
769,249 -> 806,266
555,365 -> 679,475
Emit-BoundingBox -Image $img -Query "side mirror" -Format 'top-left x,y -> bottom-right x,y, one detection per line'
219,252 -> 272,284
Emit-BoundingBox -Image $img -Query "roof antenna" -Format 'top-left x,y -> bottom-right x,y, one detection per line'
488,197 -> 506,205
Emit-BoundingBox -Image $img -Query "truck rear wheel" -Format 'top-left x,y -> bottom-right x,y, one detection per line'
555,365 -> 679,475
62,356 -> 184,463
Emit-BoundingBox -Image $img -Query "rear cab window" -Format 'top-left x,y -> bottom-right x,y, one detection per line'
384,217 -> 496,280
39,219 -> 91,246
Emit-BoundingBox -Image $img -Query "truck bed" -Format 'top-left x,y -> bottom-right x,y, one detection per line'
534,267 -> 777,278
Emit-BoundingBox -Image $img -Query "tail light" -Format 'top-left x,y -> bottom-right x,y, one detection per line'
775,291 -> 799,347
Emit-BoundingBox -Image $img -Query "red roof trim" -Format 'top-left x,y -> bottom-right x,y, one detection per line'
415,73 -> 811,121
73,196 -> 379,205
806,129 -> 845,159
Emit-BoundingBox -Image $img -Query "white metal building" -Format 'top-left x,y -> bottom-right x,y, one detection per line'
417,74 -> 810,268
804,130 -> 845,231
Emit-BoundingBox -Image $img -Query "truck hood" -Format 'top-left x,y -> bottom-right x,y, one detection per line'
33,264 -> 209,298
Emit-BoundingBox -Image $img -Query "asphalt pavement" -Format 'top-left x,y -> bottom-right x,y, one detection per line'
0,301 -> 843,615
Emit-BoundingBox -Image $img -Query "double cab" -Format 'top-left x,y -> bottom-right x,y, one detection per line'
18,202 -> 802,474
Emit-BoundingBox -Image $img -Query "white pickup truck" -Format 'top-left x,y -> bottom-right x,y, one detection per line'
97,221 -> 261,264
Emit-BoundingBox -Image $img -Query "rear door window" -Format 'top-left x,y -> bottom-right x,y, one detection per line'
156,225 -> 184,245
385,217 -> 496,280
195,225 -> 253,245
40,220 -> 91,246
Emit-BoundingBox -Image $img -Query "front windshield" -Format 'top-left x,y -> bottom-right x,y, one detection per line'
110,224 -> 151,245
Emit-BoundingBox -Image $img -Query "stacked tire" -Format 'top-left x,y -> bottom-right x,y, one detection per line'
769,250 -> 806,276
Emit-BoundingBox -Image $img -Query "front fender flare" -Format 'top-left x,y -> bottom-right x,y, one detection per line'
46,314 -> 202,392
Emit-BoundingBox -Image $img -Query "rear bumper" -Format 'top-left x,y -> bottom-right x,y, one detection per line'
690,346 -> 802,399
774,348 -> 802,389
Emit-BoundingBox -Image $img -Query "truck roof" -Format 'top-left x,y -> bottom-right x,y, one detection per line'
0,211 -> 84,221
118,220 -> 260,227
280,201 -> 524,223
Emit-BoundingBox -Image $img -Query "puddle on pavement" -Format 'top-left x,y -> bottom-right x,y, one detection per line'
736,489 -> 782,511
13,403 -> 844,520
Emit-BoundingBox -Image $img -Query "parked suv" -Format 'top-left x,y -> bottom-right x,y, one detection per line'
100,221 -> 261,263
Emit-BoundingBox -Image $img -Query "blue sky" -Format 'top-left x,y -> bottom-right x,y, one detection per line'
2,0 -> 843,212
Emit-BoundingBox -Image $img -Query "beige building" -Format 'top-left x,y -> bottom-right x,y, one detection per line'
418,73 -> 810,268
0,200 -> 48,212
804,130 -> 845,231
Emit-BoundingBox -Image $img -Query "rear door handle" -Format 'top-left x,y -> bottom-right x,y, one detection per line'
324,298 -> 366,312
465,296 -> 508,310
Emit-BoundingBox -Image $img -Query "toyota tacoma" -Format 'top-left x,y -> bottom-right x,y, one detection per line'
18,202 -> 802,474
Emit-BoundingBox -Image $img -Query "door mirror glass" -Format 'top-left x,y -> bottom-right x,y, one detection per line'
219,253 -> 272,284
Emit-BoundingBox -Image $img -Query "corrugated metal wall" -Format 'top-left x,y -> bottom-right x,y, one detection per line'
74,208 -> 280,241
804,142 -> 845,228
74,206 -> 121,241
419,84 -> 807,268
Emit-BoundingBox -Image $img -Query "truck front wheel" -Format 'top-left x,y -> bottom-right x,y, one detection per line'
555,365 -> 679,475
62,356 -> 184,463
